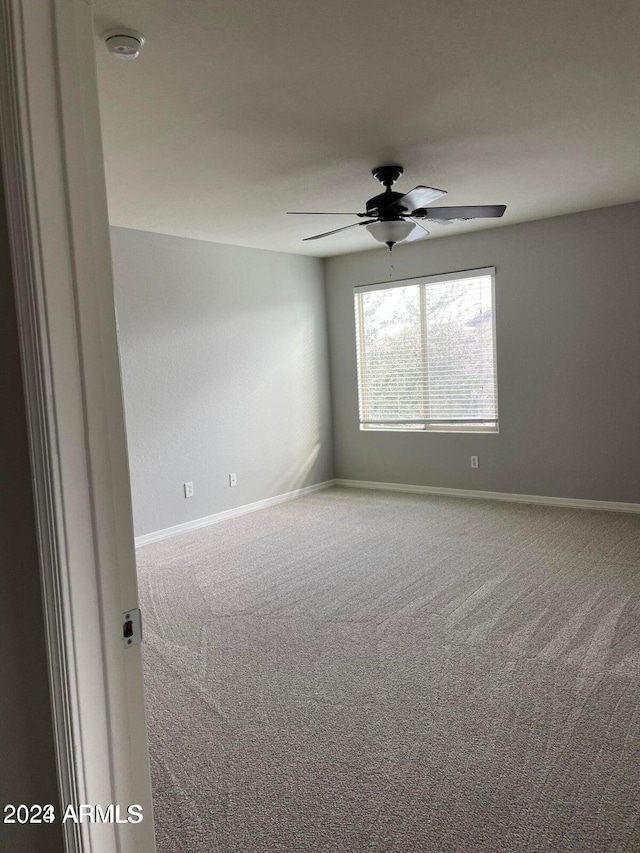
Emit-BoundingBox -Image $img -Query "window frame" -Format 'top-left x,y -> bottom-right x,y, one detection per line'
354,267 -> 499,434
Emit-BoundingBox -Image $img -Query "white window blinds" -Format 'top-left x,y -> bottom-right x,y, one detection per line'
354,268 -> 498,431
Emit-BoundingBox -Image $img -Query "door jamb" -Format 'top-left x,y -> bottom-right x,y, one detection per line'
0,2 -> 155,850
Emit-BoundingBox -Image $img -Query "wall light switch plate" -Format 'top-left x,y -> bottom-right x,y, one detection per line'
184,481 -> 194,498
229,473 -> 237,487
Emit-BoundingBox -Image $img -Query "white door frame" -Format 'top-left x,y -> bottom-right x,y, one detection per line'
0,2 -> 155,851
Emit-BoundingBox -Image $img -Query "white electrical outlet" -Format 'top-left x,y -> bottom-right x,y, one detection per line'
229,473 -> 237,487
470,456 -> 479,469
184,481 -> 194,498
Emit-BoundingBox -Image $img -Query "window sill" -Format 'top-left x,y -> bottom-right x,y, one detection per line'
360,425 -> 499,434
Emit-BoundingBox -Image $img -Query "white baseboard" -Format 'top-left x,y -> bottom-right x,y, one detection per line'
334,479 -> 640,514
136,477 -> 640,547
135,480 -> 336,547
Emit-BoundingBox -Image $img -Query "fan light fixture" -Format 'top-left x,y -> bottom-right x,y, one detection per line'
366,219 -> 414,249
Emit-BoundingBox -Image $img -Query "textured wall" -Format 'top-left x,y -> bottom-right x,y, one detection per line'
112,227 -> 334,537
0,175 -> 63,850
324,202 -> 640,503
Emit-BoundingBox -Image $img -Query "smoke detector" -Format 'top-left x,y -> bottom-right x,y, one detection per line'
104,29 -> 145,60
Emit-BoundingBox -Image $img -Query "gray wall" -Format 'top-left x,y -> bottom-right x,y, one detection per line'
0,175 -> 63,850
325,202 -> 640,503
112,227 -> 334,538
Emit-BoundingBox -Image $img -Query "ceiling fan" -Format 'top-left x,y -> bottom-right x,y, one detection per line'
287,165 -> 506,251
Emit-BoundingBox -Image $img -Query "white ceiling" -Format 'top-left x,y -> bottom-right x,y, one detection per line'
93,0 -> 640,257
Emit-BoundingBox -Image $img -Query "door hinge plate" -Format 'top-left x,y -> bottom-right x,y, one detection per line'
123,608 -> 142,647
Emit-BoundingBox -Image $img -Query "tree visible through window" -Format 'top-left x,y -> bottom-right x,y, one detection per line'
354,268 -> 498,431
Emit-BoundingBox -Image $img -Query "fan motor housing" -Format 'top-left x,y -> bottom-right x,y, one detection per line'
366,190 -> 406,220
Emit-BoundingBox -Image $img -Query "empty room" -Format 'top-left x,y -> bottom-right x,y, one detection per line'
92,1 -> 639,850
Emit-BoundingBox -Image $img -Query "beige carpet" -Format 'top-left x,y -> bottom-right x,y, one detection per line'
137,486 -> 640,852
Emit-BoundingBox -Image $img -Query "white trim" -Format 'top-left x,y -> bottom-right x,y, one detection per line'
335,479 -> 640,514
361,419 -> 498,424
0,1 -> 155,850
135,480 -> 337,547
135,475 -> 640,551
0,6 -> 82,849
355,266 -> 496,293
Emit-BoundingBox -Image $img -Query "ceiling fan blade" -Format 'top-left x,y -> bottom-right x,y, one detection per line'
412,204 -> 507,220
302,220 -> 377,241
390,186 -> 447,213
405,219 -> 430,241
287,211 -> 366,216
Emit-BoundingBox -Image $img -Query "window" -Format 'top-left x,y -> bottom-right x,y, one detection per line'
354,267 -> 498,432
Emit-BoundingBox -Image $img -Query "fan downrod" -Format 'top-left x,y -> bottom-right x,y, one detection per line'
372,165 -> 403,188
